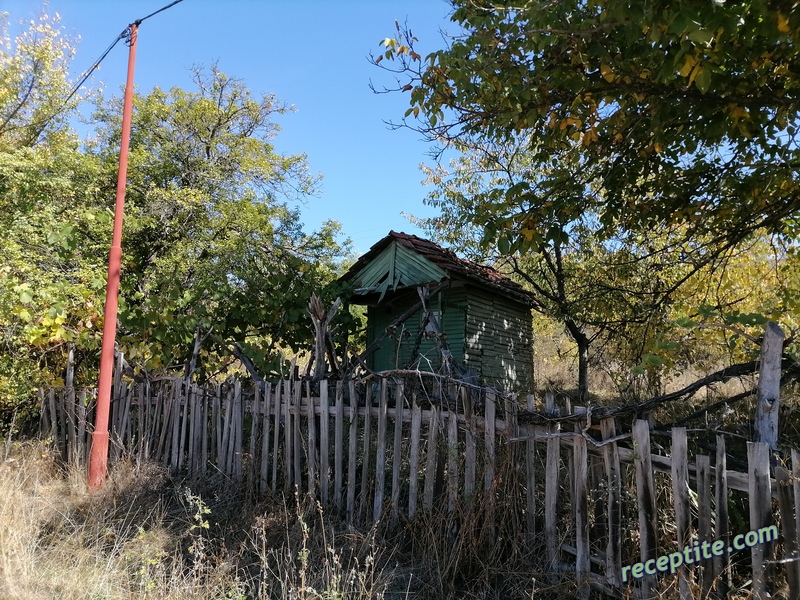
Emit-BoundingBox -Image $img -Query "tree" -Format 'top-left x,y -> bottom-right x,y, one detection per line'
0,9 -> 78,152
375,1 -> 800,398
86,66 -> 348,380
1,24 -> 349,420
411,138 -> 743,399
375,1 -> 800,251
0,10 -> 97,410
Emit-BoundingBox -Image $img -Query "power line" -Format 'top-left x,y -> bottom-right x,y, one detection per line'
134,0 -> 185,26
63,0 -> 185,107
63,30 -> 127,107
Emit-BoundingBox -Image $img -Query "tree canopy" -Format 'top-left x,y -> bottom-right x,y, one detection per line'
377,0 -> 800,398
0,13 -> 349,419
376,0 -> 800,251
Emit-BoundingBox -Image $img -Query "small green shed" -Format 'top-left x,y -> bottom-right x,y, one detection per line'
341,231 -> 535,391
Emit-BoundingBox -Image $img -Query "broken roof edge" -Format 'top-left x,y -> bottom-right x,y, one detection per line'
340,231 -> 537,307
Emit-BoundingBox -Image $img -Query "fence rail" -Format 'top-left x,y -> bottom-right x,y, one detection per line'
41,376 -> 800,599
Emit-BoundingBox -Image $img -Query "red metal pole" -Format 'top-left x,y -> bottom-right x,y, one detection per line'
89,23 -> 138,489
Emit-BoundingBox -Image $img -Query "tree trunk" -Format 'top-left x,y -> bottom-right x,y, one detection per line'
564,319 -> 590,402
577,338 -> 589,403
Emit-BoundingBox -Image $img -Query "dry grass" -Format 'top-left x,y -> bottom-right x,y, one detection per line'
0,441 -> 564,600
0,442 -> 398,600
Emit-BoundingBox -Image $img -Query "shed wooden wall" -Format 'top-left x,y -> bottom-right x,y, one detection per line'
463,285 -> 533,391
365,288 -> 466,371
365,284 -> 533,391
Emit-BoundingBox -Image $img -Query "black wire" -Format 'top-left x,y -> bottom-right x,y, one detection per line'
134,0 -> 185,26
62,0 -> 186,107
63,29 -> 127,107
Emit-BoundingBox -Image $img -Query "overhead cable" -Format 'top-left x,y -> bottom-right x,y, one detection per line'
63,0 -> 185,107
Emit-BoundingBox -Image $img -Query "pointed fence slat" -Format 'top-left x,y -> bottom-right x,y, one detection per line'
77,390 -> 87,464
465,389 -> 477,500
525,394 -> 536,545
271,383 -> 282,493
574,416 -> 590,600
696,454 -> 712,596
283,381 -> 292,491
359,383 -> 373,524
48,389 -> 58,447
138,383 -> 148,462
200,387 -> 209,476
319,382 -> 330,503
447,404 -> 458,513
305,382 -> 316,498
422,404 -> 439,512
66,386 -> 77,463
187,384 -> 197,476
713,435 -> 731,600
408,396 -> 422,519
293,381 -> 302,492
632,419 -> 658,599
249,383 -> 260,480
671,427 -> 691,599
390,381 -> 404,527
600,417 -> 621,587
212,385 -> 221,467
373,378 -> 388,522
179,383 -> 191,472
334,381 -> 344,511
260,383 -> 273,494
346,380 -> 359,523
776,464 -> 800,598
170,381 -> 182,471
544,392 -> 560,570
484,391 -> 496,540
748,441 -> 773,599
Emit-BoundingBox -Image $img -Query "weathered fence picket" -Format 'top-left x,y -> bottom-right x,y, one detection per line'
671,427 -> 691,600
544,392 -> 560,570
346,381 -> 358,523
632,419 -> 658,599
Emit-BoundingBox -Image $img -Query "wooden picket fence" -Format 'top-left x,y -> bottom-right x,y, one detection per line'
41,375 -> 800,599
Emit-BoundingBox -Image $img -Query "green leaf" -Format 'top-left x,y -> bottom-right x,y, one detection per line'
688,28 -> 714,45
694,67 -> 712,93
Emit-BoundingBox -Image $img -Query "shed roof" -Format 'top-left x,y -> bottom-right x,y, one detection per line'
341,231 -> 536,307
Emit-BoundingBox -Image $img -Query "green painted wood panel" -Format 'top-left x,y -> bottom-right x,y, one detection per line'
365,288 -> 468,373
352,241 -> 446,301
464,285 -> 533,391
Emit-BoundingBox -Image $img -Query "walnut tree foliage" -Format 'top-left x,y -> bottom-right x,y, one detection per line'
377,0 -> 800,249
377,0 -> 800,398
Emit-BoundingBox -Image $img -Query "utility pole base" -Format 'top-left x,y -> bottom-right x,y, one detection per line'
88,430 -> 110,489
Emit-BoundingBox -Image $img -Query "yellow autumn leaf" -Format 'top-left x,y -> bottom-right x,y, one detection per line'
521,228 -> 535,242
688,62 -> 703,86
600,64 -> 614,83
778,13 -> 790,33
729,105 -> 748,122
679,55 -> 697,78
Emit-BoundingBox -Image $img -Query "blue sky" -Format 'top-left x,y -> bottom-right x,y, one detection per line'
5,0 -> 457,253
